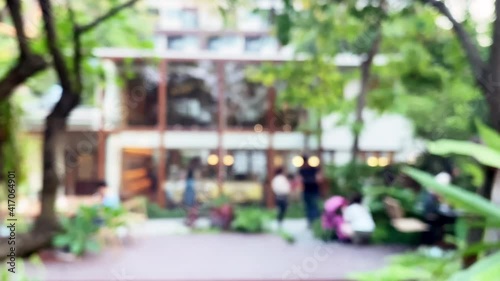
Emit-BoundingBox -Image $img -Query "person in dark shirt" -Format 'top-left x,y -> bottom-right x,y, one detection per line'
298,155 -> 322,228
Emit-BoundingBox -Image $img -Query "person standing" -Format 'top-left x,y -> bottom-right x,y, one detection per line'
184,157 -> 201,226
145,159 -> 158,201
298,155 -> 322,228
271,167 -> 291,228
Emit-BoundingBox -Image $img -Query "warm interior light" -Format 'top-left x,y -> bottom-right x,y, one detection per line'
223,155 -> 234,166
308,156 -> 320,167
407,153 -> 417,164
367,156 -> 378,167
378,157 -> 389,167
274,155 -> 283,167
292,156 -> 304,167
254,124 -> 263,132
207,154 -> 219,166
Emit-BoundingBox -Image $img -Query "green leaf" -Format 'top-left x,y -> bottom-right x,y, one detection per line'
449,251 -> 500,281
70,240 -> 85,256
428,140 -> 500,169
85,240 -> 101,253
52,235 -> 71,248
403,167 -> 500,221
475,120 -> 500,152
459,242 -> 500,258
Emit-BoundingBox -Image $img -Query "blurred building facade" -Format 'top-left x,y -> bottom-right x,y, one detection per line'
22,0 -> 421,206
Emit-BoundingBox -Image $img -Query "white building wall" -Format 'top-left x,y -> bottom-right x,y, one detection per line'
105,134 -> 122,196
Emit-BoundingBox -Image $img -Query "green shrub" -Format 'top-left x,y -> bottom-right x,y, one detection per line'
146,202 -> 185,218
325,163 -> 382,197
52,205 -> 126,256
231,207 -> 274,233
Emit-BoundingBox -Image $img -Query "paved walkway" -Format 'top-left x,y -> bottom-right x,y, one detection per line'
25,219 -> 407,281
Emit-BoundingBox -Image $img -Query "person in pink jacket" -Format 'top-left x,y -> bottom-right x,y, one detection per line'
321,196 -> 348,240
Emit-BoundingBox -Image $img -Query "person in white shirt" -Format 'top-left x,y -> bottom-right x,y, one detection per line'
271,167 -> 291,227
341,193 -> 375,244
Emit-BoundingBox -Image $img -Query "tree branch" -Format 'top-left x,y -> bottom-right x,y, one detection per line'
486,0 -> 500,131
419,0 -> 487,88
38,0 -> 72,92
66,0 -> 83,93
77,0 -> 141,34
6,0 -> 30,58
0,55 -> 47,100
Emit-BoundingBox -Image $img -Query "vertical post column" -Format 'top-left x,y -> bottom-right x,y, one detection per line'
97,89 -> 106,180
266,86 -> 276,208
317,116 -> 327,198
216,62 -> 225,196
157,60 -> 168,207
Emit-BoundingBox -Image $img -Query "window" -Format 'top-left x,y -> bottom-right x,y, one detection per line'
166,62 -> 218,129
207,36 -> 244,53
227,150 -> 267,182
120,62 -> 159,127
167,35 -> 200,51
245,36 -> 278,53
225,63 -> 268,129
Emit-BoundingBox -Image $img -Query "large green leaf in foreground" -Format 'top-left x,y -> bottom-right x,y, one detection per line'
476,120 -> 500,153
448,251 -> 500,281
427,140 -> 500,169
403,168 -> 500,221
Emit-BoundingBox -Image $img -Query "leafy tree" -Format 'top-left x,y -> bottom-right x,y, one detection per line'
0,0 -> 150,258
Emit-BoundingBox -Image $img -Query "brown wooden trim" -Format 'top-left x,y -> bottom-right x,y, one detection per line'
156,29 -> 271,36
157,60 -> 168,207
122,126 -> 160,131
216,62 -> 225,195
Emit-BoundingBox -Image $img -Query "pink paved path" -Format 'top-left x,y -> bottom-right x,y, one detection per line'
26,234 -> 406,281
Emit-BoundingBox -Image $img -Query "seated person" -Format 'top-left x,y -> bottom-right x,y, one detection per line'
96,181 -> 120,209
340,193 -> 376,245
421,172 -> 457,245
321,196 -> 348,240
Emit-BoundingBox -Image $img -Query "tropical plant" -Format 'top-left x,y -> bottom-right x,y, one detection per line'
230,207 -> 274,233
52,206 -> 101,256
393,123 -> 500,278
52,205 -> 127,256
353,247 -> 461,281
359,122 -> 500,279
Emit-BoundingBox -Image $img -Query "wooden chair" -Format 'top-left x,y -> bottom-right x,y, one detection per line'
384,197 -> 428,233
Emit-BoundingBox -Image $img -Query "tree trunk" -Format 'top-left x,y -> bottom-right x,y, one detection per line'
34,116 -> 66,232
0,230 -> 55,259
351,30 -> 382,163
463,166 -> 497,268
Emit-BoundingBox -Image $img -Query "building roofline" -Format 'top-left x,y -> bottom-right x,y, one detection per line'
92,48 -> 388,67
